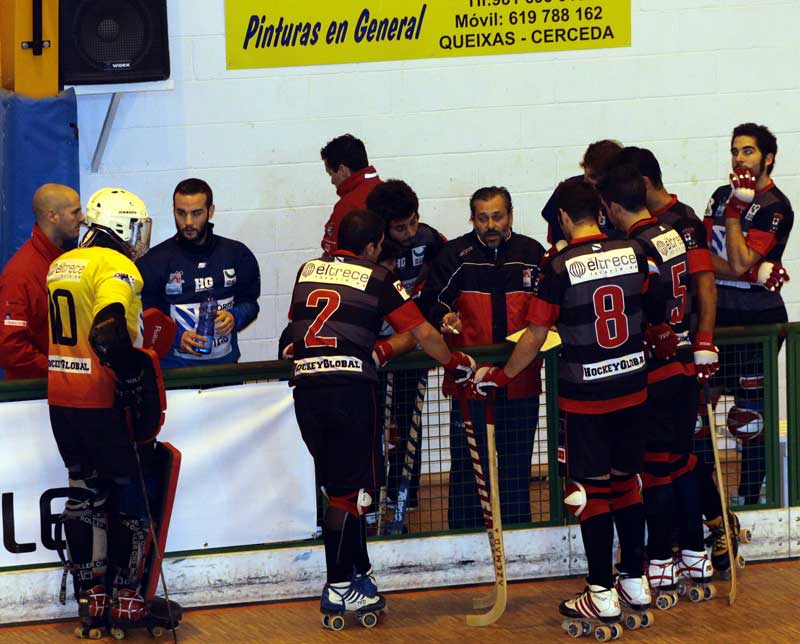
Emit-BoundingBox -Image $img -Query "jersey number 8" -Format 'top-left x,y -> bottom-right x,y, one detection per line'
593,284 -> 629,350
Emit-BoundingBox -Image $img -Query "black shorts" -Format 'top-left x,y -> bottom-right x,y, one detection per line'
293,382 -> 381,494
644,375 -> 699,455
50,405 -> 139,479
560,404 -> 645,479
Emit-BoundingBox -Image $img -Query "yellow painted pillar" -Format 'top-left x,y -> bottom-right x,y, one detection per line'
0,0 -> 60,98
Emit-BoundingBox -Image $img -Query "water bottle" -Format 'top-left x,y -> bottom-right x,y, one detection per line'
196,297 -> 217,355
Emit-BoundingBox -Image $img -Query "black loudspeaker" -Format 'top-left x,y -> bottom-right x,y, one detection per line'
59,0 -> 170,85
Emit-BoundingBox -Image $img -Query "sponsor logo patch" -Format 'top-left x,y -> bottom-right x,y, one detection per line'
522,267 -> 533,288
565,248 -> 639,285
3,317 -> 27,327
581,351 -> 645,381
393,280 -> 410,301
165,271 -> 183,295
223,268 -> 236,287
651,229 -> 686,262
299,260 -> 373,291
47,259 -> 89,283
294,355 -> 363,374
412,246 -> 426,267
113,272 -> 137,290
48,356 -> 92,374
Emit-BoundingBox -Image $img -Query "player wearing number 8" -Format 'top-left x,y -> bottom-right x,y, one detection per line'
471,179 -> 670,630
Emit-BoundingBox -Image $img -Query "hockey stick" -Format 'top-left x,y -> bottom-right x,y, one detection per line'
459,395 -> 507,626
390,374 -> 427,535
704,383 -> 737,606
376,372 -> 394,536
125,410 -> 180,643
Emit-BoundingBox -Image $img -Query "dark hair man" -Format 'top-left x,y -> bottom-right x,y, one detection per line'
288,209 -> 474,621
701,122 -> 793,572
0,183 -> 84,379
423,186 -> 545,529
137,178 -> 261,369
540,139 -> 623,244
473,179 -> 671,628
319,134 -> 381,256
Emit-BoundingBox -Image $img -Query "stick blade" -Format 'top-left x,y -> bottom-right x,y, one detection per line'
465,585 -> 507,626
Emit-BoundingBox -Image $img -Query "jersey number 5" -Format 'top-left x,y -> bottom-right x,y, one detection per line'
593,284 -> 629,349
669,261 -> 687,324
304,289 -> 341,348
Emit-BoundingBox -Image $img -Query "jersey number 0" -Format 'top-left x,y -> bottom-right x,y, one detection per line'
304,289 -> 341,348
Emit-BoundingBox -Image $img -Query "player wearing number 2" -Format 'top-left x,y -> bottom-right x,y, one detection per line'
288,209 -> 474,628
472,179 -> 672,632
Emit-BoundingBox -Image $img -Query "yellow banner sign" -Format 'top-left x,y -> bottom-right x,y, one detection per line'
225,1 -> 631,70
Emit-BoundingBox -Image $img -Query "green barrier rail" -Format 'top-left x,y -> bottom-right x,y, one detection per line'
1,322 -> 796,539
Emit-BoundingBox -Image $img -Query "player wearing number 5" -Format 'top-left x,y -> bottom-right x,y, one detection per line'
473,180 -> 671,633
288,210 -> 474,627
137,178 -> 260,369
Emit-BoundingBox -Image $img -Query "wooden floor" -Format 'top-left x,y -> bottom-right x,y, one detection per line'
3,559 -> 798,644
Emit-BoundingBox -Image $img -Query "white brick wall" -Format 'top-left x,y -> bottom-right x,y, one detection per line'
77,0 -> 800,362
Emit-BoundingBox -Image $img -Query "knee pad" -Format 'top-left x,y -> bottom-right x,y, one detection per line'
63,472 -> 109,586
610,474 -> 642,512
727,403 -> 764,443
328,489 -> 373,518
566,479 -> 611,521
641,452 -> 674,490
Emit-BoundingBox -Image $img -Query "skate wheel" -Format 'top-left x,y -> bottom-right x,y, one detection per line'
564,621 -> 582,638
737,554 -> 746,569
74,626 -> 86,638
740,529 -> 752,544
676,580 -> 687,597
594,625 -> 611,641
689,586 -> 703,603
329,615 -> 345,631
321,614 -> 330,629
625,613 -> 641,630
611,624 -> 623,639
641,611 -> 653,628
360,611 -> 378,628
655,594 -> 671,611
88,628 -> 104,640
704,584 -> 716,600
110,627 -> 126,640
149,625 -> 166,637
670,592 -> 679,607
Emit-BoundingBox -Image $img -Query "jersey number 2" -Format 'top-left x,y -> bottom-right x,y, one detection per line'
304,289 -> 341,348
593,284 -> 629,349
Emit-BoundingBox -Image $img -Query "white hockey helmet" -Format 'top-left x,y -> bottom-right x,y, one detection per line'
83,187 -> 152,259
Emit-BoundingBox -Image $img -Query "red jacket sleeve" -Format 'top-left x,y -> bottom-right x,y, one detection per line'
0,277 -> 49,378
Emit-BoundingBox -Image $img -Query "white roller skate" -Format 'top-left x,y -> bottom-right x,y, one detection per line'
615,574 -> 653,630
320,580 -> 386,630
647,558 -> 678,610
559,585 -> 623,640
675,549 -> 716,602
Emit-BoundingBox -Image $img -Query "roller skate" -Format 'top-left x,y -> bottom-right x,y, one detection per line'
675,549 -> 716,602
615,574 -> 653,630
75,585 -> 110,639
559,584 -> 623,640
705,511 -> 750,579
320,580 -> 386,630
353,566 -> 378,595
646,559 -> 678,610
108,589 -> 182,640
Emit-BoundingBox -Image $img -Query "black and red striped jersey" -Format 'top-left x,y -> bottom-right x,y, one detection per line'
526,234 -> 654,414
704,181 -> 794,316
289,251 -> 425,385
652,196 -> 713,345
627,216 -> 694,383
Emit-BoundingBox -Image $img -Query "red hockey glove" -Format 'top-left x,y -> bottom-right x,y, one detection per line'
643,323 -> 679,360
692,331 -> 719,382
372,339 -> 395,368
444,350 -> 476,384
724,167 -> 757,218
740,261 -> 790,292
470,365 -> 511,398
142,308 -> 177,359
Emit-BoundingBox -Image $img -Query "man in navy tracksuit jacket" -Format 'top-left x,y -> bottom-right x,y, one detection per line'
137,179 -> 260,369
